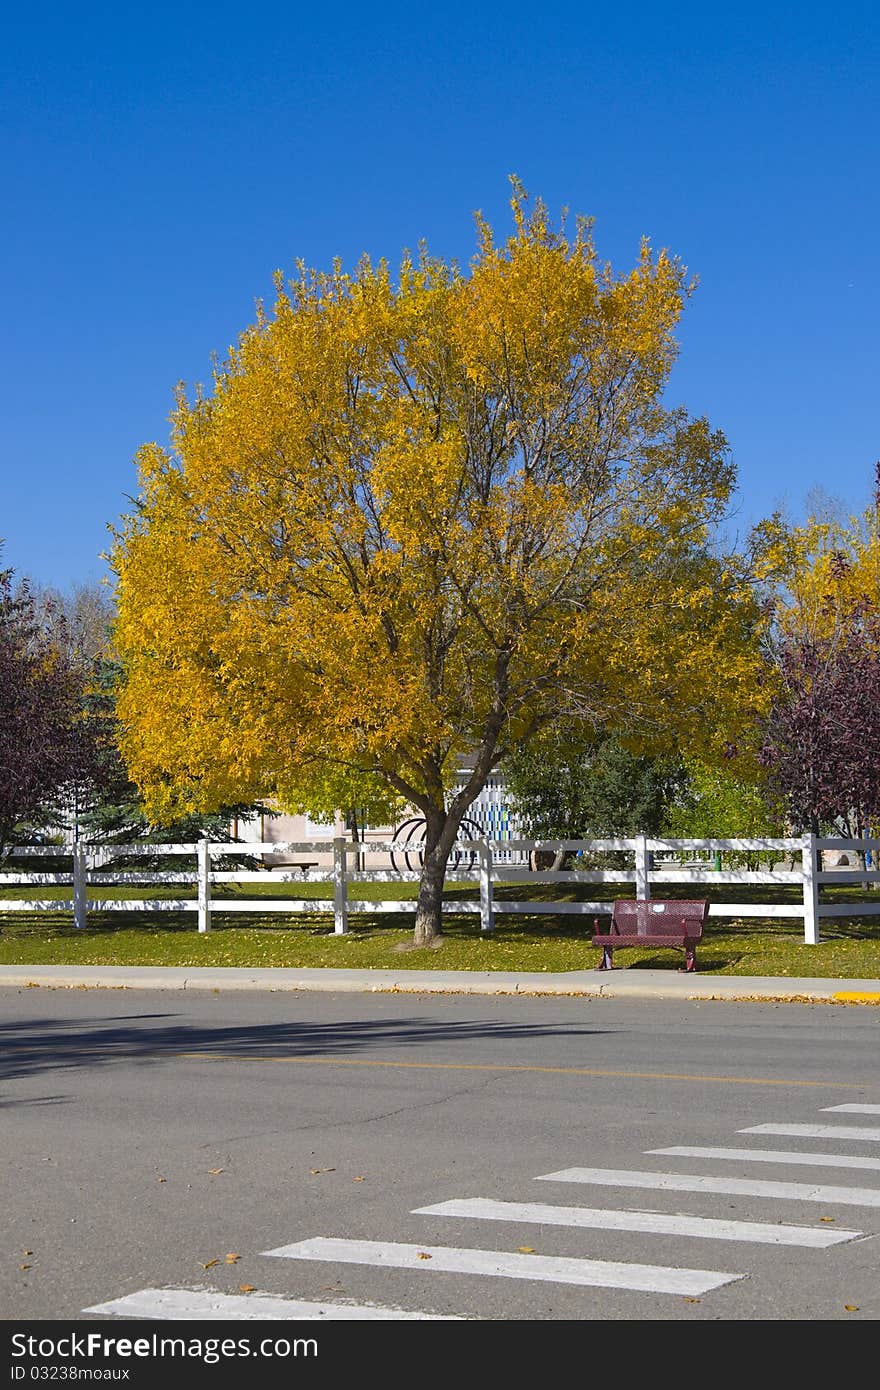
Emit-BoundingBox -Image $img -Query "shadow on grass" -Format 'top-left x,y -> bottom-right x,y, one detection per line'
1,902 -> 878,977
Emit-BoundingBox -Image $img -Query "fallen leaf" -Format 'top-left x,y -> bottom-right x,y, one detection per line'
352,1175 -> 365,1182
20,1264 -> 31,1271
239,1285 -> 257,1293
225,1253 -> 240,1263
685,1297 -> 701,1304
518,1246 -> 536,1254
819,1216 -> 835,1223
208,1168 -> 224,1176
200,1259 -> 219,1269
22,1249 -> 33,1256
157,1177 -> 167,1183
310,1167 -> 335,1175
844,1304 -> 859,1312
416,1252 -> 432,1260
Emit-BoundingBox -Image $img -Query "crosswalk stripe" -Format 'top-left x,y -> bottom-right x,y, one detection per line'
739,1123 -> 880,1142
536,1167 -> 880,1207
650,1145 -> 880,1172
262,1237 -> 742,1296
83,1288 -> 464,1320
820,1105 -> 880,1115
412,1197 -> 862,1247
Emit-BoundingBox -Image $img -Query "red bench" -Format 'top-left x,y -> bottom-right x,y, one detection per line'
592,899 -> 710,973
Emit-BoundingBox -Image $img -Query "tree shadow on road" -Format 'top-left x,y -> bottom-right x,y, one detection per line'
0,1008 -> 604,1087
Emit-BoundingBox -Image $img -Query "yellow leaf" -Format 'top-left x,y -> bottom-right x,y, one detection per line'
208,1168 -> 224,1175
517,1246 -> 536,1254
239,1285 -> 257,1293
844,1305 -> 859,1312
416,1252 -> 432,1260
200,1259 -> 219,1269
225,1253 -> 240,1263
310,1167 -> 335,1175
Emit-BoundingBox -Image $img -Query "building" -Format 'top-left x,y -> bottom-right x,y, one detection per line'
231,771 -> 526,869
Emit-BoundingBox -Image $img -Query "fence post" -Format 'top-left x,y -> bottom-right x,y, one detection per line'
73,843 -> 87,929
801,831 -> 820,944
478,839 -> 494,934
197,838 -> 212,934
635,834 -> 651,902
333,836 -> 349,935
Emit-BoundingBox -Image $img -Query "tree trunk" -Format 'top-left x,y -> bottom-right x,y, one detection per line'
405,718 -> 505,946
346,806 -> 364,873
412,808 -> 466,946
530,848 -> 567,871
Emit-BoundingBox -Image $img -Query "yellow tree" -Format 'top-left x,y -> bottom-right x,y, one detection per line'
777,464 -> 880,643
112,183 -> 775,944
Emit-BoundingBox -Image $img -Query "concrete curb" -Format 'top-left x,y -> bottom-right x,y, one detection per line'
1,964 -> 878,1004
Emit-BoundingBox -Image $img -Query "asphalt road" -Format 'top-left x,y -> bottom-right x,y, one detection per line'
2,985 -> 879,1328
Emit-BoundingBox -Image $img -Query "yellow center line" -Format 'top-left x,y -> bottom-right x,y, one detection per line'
175,1052 -> 873,1088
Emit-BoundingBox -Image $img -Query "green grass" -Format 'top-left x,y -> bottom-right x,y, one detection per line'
1,877 -> 879,977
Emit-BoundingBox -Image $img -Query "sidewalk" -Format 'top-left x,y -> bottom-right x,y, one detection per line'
1,964 -> 878,1003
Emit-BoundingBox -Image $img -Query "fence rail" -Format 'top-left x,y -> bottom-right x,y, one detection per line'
1,834 -> 879,944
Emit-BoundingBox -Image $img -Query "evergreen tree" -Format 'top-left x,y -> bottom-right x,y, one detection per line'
505,728 -> 685,866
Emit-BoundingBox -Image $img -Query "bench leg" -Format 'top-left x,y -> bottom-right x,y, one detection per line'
683,945 -> 697,973
596,946 -> 614,971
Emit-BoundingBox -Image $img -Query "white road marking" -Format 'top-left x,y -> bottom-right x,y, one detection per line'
263,1237 -> 742,1296
537,1167 -> 880,1207
83,1288 -> 463,1320
739,1124 -> 880,1142
412,1197 -> 862,1247
650,1145 -> 880,1172
821,1105 -> 880,1115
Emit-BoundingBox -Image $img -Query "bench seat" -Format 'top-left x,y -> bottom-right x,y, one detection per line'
591,899 -> 710,973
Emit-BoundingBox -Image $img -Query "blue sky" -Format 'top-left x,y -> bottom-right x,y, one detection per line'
2,1 -> 877,593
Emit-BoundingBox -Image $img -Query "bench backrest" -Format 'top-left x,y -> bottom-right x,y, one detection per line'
611,899 -> 709,938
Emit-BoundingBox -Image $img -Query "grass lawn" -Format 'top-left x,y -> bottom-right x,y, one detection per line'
1,877 -> 879,978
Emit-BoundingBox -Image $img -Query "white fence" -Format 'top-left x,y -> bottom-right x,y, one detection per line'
2,834 -> 880,945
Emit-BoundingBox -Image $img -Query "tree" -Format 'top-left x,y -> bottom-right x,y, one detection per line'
761,465 -> 880,840
7,577 -> 268,848
760,605 -> 880,838
775,462 -> 880,649
63,655 -> 276,850
31,579 -> 117,673
25,580 -> 120,842
0,558 -> 83,851
663,759 -> 787,868
505,728 -> 684,866
112,183 -> 776,944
